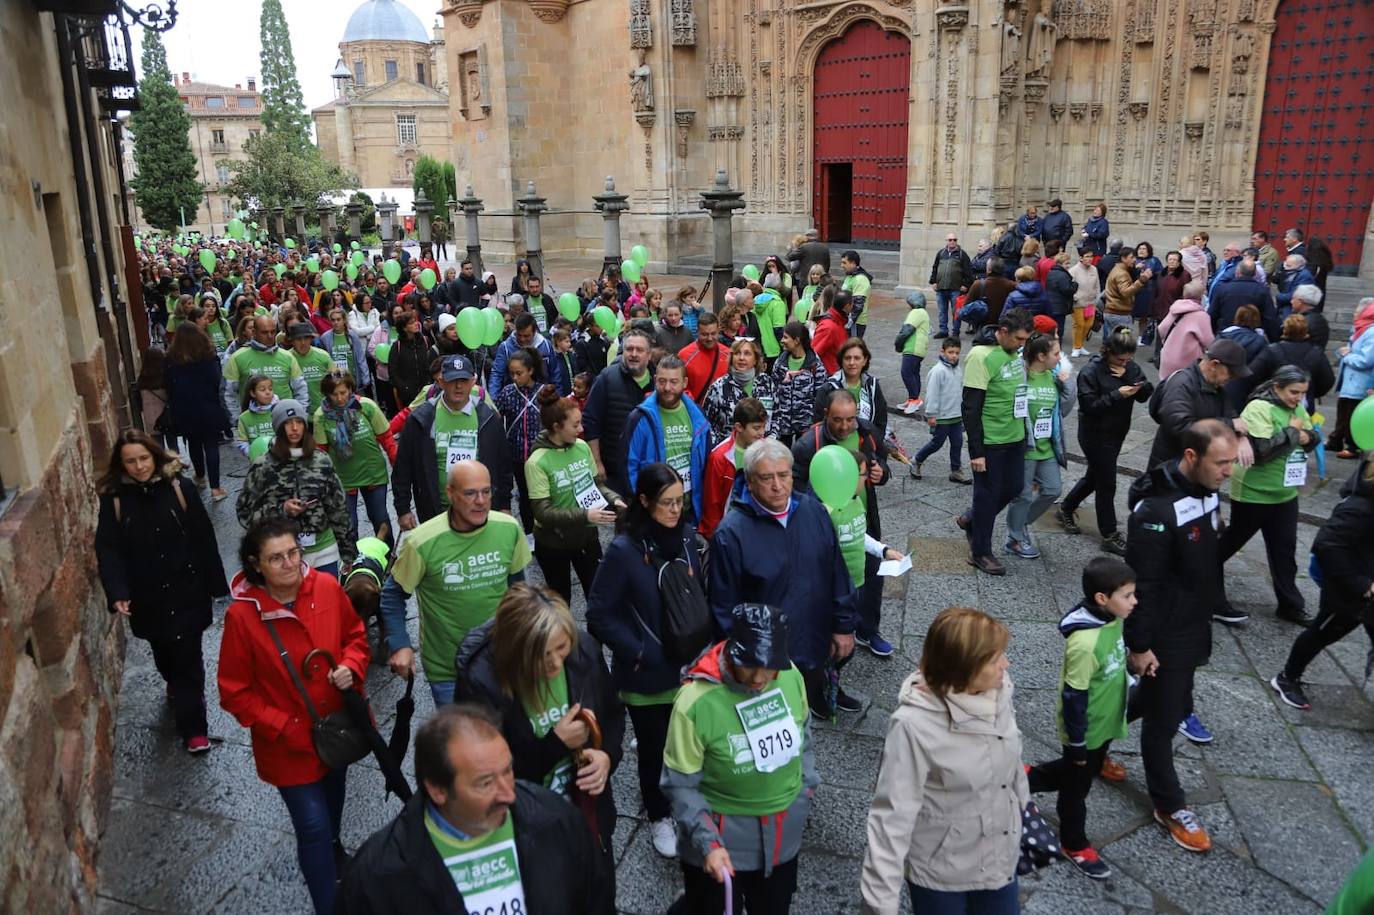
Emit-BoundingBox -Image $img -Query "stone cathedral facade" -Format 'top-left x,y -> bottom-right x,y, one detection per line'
439,0 -> 1374,284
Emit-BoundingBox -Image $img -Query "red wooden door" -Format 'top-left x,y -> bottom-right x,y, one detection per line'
812,21 -> 910,247
1252,0 -> 1374,273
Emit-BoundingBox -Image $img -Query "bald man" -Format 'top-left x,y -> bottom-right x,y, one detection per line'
223,314 -> 307,418
378,460 -> 532,706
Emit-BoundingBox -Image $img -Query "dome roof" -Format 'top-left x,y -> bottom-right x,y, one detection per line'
342,0 -> 429,44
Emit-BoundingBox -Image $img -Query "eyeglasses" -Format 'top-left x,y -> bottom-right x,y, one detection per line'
656,496 -> 685,509
457,487 -> 494,500
260,547 -> 303,568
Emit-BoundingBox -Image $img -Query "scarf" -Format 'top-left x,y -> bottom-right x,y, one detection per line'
729,367 -> 756,389
322,395 -> 359,461
247,339 -> 278,354
1354,300 -> 1374,342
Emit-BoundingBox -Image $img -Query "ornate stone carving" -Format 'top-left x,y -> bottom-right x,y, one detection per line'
457,47 -> 490,120
1192,33 -> 1212,70
629,0 -> 652,48
629,56 -> 654,112
674,109 -> 695,158
999,74 -> 1018,114
1089,102 -> 1102,120
1132,2 -> 1154,42
706,49 -> 744,98
1129,100 -> 1149,120
453,1 -> 483,28
1184,121 -> 1204,139
671,0 -> 695,45
636,111 -> 656,128
528,0 -> 568,21
1023,78 -> 1048,103
1049,102 -> 1066,122
1231,32 -> 1254,74
936,5 -> 969,30
1051,0 -> 1111,40
1000,18 -> 1023,79
1026,2 -> 1059,79
1068,101 -> 1088,121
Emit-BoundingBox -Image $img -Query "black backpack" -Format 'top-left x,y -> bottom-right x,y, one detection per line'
636,539 -> 714,667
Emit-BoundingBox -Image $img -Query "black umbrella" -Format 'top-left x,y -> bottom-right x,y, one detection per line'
303,649 -> 412,802
387,673 -> 416,791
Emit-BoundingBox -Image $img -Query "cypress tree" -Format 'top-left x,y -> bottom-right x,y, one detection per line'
128,28 -> 202,232
258,0 -> 311,150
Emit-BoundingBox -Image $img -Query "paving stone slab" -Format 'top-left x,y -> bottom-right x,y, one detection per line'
1003,621 -> 1071,691
812,731 -> 886,793
801,784 -> 872,859
612,824 -> 686,914
1192,671 -> 1317,781
1019,844 -> 1158,910
1293,725 -> 1374,844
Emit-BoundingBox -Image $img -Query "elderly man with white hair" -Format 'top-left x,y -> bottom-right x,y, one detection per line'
1276,253 -> 1316,313
1288,283 -> 1329,349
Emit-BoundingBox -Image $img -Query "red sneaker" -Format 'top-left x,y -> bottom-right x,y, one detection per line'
185,736 -> 211,754
1099,755 -> 1127,782
1062,846 -> 1111,879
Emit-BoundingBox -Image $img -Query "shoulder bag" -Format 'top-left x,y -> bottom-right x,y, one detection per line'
263,619 -> 372,769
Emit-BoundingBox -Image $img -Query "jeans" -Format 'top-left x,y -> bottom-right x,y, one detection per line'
1103,313 -> 1133,337
429,679 -> 456,707
936,289 -> 958,334
1219,498 -> 1302,615
900,355 -> 924,400
967,443 -> 1027,557
346,483 -> 393,550
183,431 -> 222,489
626,703 -> 673,821
1061,433 -> 1126,537
1283,603 -> 1374,681
1029,742 -> 1111,850
908,877 -> 1019,915
534,541 -> 603,606
915,422 -> 964,471
278,768 -> 348,915
1127,662 -> 1194,814
148,631 -> 208,739
680,855 -> 798,915
1006,456 -> 1062,543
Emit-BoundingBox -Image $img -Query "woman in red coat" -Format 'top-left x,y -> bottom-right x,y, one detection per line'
218,516 -> 370,915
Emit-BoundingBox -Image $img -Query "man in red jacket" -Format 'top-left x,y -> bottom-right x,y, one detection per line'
812,290 -> 854,374
698,397 -> 768,538
678,312 -> 728,402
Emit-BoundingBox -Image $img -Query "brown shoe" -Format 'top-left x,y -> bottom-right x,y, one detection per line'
968,554 -> 1006,576
954,513 -> 970,532
1099,756 -> 1127,782
1154,808 -> 1212,853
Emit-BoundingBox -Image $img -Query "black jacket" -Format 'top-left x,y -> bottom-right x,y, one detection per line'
95,472 -> 228,640
164,357 -> 229,437
790,418 -> 890,539
1209,279 -> 1277,338
1041,209 -> 1074,248
1245,339 -> 1335,403
575,332 -> 612,377
582,360 -> 651,495
393,398 -> 512,520
1075,354 -> 1154,441
1312,461 -> 1374,620
454,624 -> 624,852
1124,461 -> 1223,668
1044,264 -> 1079,317
1146,363 -> 1235,468
928,247 -> 974,291
337,783 -> 611,915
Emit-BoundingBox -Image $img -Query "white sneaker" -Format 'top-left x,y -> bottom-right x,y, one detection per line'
651,817 -> 678,858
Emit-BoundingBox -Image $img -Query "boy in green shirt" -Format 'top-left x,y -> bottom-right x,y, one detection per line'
1027,556 -> 1137,880
840,250 -> 873,336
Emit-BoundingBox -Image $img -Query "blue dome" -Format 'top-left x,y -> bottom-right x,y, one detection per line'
342,0 -> 430,44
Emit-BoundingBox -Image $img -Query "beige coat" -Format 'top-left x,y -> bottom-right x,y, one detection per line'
860,672 -> 1029,913
1104,262 -> 1146,315
1068,260 -> 1101,309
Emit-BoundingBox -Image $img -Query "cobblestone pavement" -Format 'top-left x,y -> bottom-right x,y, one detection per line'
98,259 -> 1372,913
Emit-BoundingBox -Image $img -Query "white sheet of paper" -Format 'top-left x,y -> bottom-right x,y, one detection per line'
878,554 -> 912,577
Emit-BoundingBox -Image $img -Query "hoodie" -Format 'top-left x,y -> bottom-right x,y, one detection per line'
1055,603 -> 1128,754
1157,298 -> 1213,378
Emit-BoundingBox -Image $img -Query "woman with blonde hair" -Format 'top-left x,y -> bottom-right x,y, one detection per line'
861,607 -> 1028,914
1019,237 -> 1042,273
700,336 -> 778,445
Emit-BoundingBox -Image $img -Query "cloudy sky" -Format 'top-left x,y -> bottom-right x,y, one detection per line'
130,0 -> 441,112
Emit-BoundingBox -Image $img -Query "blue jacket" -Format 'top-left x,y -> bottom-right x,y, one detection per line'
709,488 -> 858,670
1016,214 -> 1042,240
1275,266 -> 1316,311
489,331 -> 567,394
1081,215 -> 1110,256
316,329 -> 372,388
624,393 -> 711,519
1207,255 -> 1241,300
1004,279 -> 1050,316
1337,329 -> 1374,400
1041,209 -> 1074,248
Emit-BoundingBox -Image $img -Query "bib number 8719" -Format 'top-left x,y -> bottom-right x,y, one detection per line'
757,729 -> 794,758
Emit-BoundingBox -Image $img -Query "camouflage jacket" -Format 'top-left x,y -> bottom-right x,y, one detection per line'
236,450 -> 357,566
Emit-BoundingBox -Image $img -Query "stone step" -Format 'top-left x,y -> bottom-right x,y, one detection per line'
669,244 -> 902,288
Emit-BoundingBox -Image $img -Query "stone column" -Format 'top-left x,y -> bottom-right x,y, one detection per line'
316,202 -> 336,241
345,200 -> 363,243
516,180 -> 548,280
290,200 -> 307,242
414,188 -> 434,249
698,169 -> 745,312
377,194 -> 399,259
269,205 -> 285,244
459,185 -> 485,277
592,176 -> 630,276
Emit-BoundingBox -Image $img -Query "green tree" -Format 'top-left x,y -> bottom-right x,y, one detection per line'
351,191 -> 377,233
224,130 -> 355,212
442,161 -> 457,204
128,28 -> 202,232
411,155 -> 448,210
258,0 -> 311,150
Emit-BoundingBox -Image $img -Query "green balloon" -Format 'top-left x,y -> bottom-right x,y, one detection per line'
420,268 -> 437,290
810,444 -> 860,510
351,240 -> 361,250
630,244 -> 649,268
620,259 -> 641,284
1351,395 -> 1374,451
272,262 -> 287,278
482,307 -> 505,346
345,263 -> 359,281
332,243 -> 342,253
351,250 -> 365,266
557,292 -> 581,322
284,238 -> 296,249
305,256 -> 321,274
133,235 -> 142,250
373,343 -> 392,365
227,249 -> 236,260
226,218 -> 245,240
383,259 -> 402,285
198,249 -> 216,273
592,305 -> 619,335
248,435 -> 272,463
456,307 -> 485,349
321,269 -> 339,291
742,264 -> 761,282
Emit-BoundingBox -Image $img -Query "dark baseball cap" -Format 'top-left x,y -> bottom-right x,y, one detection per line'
286,322 -> 315,340
1204,338 -> 1252,378
441,354 -> 475,381
1048,198 -> 1063,208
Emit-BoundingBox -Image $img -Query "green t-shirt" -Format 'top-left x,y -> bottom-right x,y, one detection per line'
389,511 -> 531,682
621,686 -> 681,707
292,346 -> 335,417
432,401 -> 480,508
226,346 -> 303,403
962,344 -> 1027,446
524,671 -> 574,794
235,405 -> 275,451
901,307 -> 930,357
660,404 -> 694,491
754,292 -> 785,358
787,355 -> 805,371
633,370 -> 651,390
206,320 -> 230,352
1231,399 -> 1312,504
796,285 -> 818,323
843,273 -> 872,325
827,495 -> 868,589
1025,369 -> 1059,461
329,337 -> 356,377
424,808 -> 527,913
312,397 -> 390,489
525,440 -> 606,515
664,665 -> 808,815
1056,616 -> 1128,750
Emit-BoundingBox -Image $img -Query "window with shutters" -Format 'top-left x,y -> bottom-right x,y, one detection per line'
396,114 -> 416,146
216,164 -> 230,184
211,129 -> 225,145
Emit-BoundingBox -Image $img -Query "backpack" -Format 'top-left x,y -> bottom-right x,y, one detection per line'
635,539 -> 714,666
957,298 -> 989,327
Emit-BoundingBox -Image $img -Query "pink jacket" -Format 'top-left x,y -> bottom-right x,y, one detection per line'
1179,245 -> 1209,290
1158,299 -> 1214,378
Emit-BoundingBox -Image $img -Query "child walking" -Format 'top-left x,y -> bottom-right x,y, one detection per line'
1027,556 -> 1136,879
910,337 -> 970,483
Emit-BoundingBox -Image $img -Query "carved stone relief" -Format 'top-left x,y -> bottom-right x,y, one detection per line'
706,49 -> 745,98
671,0 -> 695,45
630,0 -> 652,48
528,0 -> 568,22
1232,31 -> 1254,73
674,109 -> 695,158
457,47 -> 490,120
936,6 -> 969,30
1026,2 -> 1058,79
1051,0 -> 1111,40
1049,102 -> 1066,121
629,55 -> 654,113
1129,100 -> 1149,120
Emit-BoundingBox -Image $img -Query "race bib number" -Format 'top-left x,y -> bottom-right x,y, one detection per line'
573,474 -> 609,511
298,532 -> 317,548
446,837 -> 527,915
1013,385 -> 1029,419
757,395 -> 775,415
735,687 -> 800,774
445,430 -> 478,470
668,451 -> 693,492
1033,414 -> 1052,440
1283,451 -> 1308,487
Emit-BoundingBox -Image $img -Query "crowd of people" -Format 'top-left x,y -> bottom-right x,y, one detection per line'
94,211 -> 1374,914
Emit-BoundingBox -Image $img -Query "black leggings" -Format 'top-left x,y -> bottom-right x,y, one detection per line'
1061,433 -> 1125,537
533,541 -> 602,605
1283,603 -> 1374,681
1219,498 -> 1302,615
1327,397 -> 1361,453
679,855 -> 798,915
626,703 -> 673,821
183,430 -> 222,489
1028,742 -> 1111,850
148,631 -> 208,739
